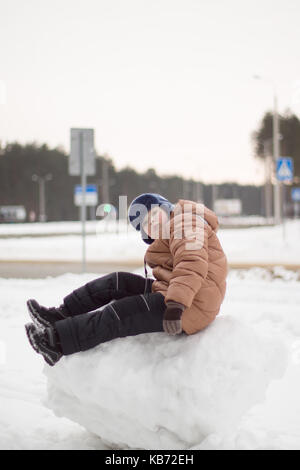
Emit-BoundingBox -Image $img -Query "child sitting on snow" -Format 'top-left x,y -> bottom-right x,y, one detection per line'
25,193 -> 228,366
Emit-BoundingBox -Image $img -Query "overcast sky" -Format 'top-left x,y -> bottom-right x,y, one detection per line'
1,0 -> 300,184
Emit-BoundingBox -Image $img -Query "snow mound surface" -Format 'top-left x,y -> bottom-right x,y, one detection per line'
44,316 -> 287,450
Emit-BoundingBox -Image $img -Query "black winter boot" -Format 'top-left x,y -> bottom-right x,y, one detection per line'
25,322 -> 63,366
27,299 -> 70,328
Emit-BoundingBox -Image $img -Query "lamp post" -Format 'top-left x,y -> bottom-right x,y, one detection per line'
32,173 -> 52,222
263,138 -> 273,223
253,75 -> 282,224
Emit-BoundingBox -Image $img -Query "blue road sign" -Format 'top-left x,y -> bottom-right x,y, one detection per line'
74,184 -> 98,206
276,157 -> 294,182
291,188 -> 300,202
75,184 -> 97,194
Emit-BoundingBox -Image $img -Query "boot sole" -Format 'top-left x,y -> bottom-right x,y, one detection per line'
25,322 -> 40,353
24,323 -> 58,367
27,299 -> 51,329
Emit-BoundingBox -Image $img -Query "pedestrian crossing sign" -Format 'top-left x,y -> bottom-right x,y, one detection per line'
276,157 -> 294,182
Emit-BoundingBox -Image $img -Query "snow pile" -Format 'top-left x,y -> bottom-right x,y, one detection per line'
44,315 -> 287,450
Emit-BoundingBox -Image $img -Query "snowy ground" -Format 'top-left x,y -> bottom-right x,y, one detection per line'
1,266 -> 300,450
0,219 -> 300,266
0,216 -> 275,237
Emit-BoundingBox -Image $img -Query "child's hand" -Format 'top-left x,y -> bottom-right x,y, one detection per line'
163,301 -> 185,335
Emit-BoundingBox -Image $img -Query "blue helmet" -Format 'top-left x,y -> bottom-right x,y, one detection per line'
128,193 -> 174,245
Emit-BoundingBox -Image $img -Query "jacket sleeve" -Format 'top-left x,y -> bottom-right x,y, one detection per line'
164,220 -> 209,308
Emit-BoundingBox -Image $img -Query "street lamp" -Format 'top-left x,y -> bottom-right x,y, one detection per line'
253,75 -> 282,224
32,173 -> 52,222
262,138 -> 273,222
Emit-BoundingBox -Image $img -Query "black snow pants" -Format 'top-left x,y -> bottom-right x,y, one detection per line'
54,272 -> 167,355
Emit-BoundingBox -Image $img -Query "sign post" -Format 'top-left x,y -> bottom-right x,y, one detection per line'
276,157 -> 294,241
69,128 -> 95,273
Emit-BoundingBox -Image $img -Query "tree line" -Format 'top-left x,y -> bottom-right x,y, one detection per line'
0,141 -> 264,221
0,109 -> 299,221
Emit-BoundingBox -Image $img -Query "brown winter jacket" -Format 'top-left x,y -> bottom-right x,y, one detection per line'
144,199 -> 228,335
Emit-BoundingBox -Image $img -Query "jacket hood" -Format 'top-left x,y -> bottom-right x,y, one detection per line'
173,199 -> 219,233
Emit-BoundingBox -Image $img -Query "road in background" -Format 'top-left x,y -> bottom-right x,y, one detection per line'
1,259 -> 299,279
0,260 -> 142,278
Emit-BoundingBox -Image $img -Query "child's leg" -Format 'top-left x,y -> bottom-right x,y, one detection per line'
63,271 -> 154,316
54,292 -> 166,355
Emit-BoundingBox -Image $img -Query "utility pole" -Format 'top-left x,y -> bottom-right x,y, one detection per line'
32,173 -> 52,222
79,131 -> 86,273
273,93 -> 282,224
102,159 -> 110,203
253,75 -> 281,224
263,139 -> 273,223
212,184 -> 218,211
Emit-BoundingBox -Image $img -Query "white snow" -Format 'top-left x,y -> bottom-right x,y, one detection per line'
0,220 -> 102,236
0,273 -> 111,450
0,217 -> 272,237
1,266 -> 300,449
44,316 -> 287,450
0,219 -> 299,265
